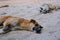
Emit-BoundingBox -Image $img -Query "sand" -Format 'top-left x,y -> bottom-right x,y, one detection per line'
0,0 -> 60,40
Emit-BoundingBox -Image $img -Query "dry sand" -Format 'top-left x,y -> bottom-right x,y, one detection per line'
0,0 -> 60,40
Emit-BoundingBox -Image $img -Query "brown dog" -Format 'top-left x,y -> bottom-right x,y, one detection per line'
0,16 -> 43,34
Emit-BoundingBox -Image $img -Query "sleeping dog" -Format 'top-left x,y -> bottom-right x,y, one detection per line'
0,16 -> 43,34
40,3 -> 60,14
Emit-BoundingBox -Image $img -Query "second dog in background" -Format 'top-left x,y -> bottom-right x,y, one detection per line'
40,3 -> 60,14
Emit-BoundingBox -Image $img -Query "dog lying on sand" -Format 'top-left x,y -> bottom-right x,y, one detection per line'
40,3 -> 60,14
0,16 -> 43,34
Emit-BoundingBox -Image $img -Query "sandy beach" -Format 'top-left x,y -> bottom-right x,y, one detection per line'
0,0 -> 60,40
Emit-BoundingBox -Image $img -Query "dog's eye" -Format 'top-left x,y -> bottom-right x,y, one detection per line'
35,24 -> 39,26
40,7 -> 43,10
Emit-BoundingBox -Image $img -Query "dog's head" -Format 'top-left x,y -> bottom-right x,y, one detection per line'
40,4 -> 50,14
30,19 -> 43,33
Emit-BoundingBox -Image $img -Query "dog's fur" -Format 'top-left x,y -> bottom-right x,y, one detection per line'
0,16 -> 43,34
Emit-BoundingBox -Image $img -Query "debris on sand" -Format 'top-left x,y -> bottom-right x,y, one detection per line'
0,5 -> 9,8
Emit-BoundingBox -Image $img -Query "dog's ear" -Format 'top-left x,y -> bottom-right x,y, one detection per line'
30,19 -> 36,24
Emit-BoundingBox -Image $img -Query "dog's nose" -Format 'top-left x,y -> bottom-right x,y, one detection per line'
33,25 -> 43,33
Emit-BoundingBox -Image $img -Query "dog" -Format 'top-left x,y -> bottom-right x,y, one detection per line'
40,3 -> 60,14
0,16 -> 43,34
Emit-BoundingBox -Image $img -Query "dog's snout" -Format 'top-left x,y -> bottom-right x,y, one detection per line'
33,25 -> 43,33
39,25 -> 43,28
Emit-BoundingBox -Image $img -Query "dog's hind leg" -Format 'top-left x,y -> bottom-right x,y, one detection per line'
0,26 -> 11,34
0,22 -> 11,34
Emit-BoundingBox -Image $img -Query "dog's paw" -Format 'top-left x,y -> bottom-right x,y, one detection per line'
0,29 -> 4,34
